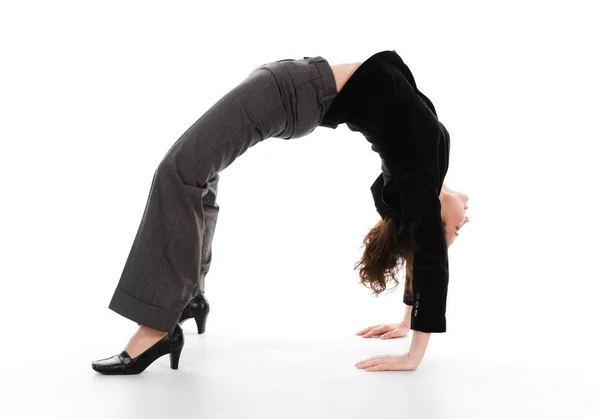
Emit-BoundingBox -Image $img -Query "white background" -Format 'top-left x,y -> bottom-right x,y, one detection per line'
1,1 -> 598,418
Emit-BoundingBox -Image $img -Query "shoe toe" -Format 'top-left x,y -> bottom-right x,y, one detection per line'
91,354 -> 126,373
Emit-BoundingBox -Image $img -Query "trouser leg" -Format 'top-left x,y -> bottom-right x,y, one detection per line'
108,56 -> 338,333
108,158 -> 214,333
108,66 -> 287,333
194,172 -> 220,296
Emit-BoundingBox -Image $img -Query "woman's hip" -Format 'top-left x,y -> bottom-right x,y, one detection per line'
160,56 -> 338,184
258,55 -> 338,139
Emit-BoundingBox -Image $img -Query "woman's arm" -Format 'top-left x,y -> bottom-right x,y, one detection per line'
403,305 -> 431,363
384,171 -> 449,333
403,303 -> 412,327
408,330 -> 431,364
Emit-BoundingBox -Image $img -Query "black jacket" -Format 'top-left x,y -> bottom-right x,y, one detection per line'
320,50 -> 451,333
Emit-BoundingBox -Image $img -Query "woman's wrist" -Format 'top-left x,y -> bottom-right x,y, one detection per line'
408,330 -> 431,361
403,304 -> 412,328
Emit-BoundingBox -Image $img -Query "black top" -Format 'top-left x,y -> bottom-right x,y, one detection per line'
320,50 -> 451,333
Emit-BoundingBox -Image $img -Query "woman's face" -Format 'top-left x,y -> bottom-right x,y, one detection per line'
440,184 -> 469,247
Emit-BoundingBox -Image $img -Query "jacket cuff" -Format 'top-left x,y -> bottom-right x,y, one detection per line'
408,290 -> 447,333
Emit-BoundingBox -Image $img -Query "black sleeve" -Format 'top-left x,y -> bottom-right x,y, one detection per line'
383,171 -> 449,333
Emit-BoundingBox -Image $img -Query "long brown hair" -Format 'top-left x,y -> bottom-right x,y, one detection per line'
354,216 -> 446,297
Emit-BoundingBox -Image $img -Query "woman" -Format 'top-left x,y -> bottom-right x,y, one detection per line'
91,50 -> 469,375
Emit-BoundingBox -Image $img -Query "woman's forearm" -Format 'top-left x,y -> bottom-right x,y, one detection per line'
409,330 -> 431,362
402,304 -> 412,327
404,304 -> 431,362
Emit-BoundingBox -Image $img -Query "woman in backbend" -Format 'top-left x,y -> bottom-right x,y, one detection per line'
91,49 -> 469,375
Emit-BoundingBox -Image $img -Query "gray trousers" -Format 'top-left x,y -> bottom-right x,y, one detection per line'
108,56 -> 338,332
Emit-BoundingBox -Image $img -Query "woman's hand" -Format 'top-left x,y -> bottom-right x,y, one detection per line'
355,353 -> 420,371
355,321 -> 410,339
354,330 -> 431,372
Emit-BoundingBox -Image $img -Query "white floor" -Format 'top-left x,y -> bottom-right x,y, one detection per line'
2,322 -> 598,419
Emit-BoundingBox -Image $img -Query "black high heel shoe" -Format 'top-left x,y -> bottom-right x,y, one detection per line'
178,293 -> 210,334
91,324 -> 184,375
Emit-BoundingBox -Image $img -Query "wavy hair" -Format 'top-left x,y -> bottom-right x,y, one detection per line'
354,216 -> 446,297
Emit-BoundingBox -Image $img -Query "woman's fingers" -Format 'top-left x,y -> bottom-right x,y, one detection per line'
356,326 -> 377,335
356,356 -> 390,369
358,322 -> 410,339
358,360 -> 381,368
356,354 -> 417,372
360,325 -> 389,338
355,325 -> 380,336
381,329 -> 401,339
361,354 -> 389,361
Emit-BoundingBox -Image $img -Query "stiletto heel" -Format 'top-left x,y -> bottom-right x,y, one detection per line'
194,313 -> 208,334
91,324 -> 184,375
179,293 -> 210,334
170,346 -> 183,369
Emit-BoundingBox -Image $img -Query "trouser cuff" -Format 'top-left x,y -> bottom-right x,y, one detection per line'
108,288 -> 181,333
